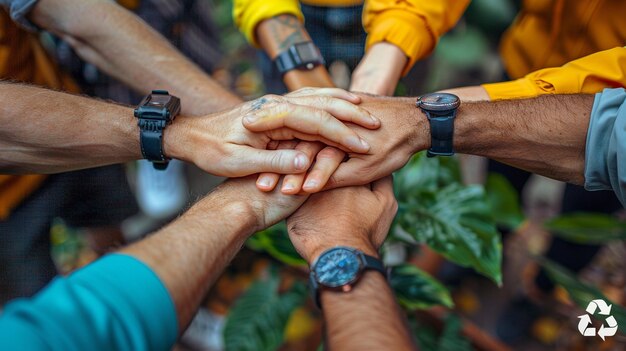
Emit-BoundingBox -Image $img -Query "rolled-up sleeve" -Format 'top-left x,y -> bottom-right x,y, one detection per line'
233,0 -> 303,47
483,47 -> 626,100
0,0 -> 39,30
0,254 -> 178,351
584,88 -> 626,207
362,0 -> 469,76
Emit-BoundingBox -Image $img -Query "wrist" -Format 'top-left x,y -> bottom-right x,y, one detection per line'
305,233 -> 378,265
162,115 -> 191,162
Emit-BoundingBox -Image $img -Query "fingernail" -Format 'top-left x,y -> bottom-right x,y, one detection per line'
244,115 -> 258,124
257,177 -> 271,187
348,93 -> 360,100
360,138 -> 370,150
282,182 -> 295,191
304,179 -> 319,190
294,154 -> 308,170
370,115 -> 380,126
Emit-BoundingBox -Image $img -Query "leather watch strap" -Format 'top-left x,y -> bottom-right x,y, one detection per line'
426,110 -> 457,157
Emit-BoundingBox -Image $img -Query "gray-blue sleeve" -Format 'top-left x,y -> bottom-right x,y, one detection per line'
584,87 -> 626,207
0,0 -> 40,30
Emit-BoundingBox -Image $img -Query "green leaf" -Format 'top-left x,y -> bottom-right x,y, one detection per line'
224,274 -> 307,351
394,153 -> 461,200
410,314 -> 473,351
246,222 -> 307,266
390,264 -> 454,310
438,314 -> 473,351
395,184 -> 502,285
485,173 -> 525,230
544,213 -> 626,244
537,257 -> 626,335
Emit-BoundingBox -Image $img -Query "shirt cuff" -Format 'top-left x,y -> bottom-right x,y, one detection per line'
482,78 -> 543,100
365,10 -> 434,76
584,88 -> 626,208
234,1 -> 304,47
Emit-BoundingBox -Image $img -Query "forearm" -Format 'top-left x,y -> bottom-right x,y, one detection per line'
321,271 -> 415,350
31,0 -> 242,115
256,15 -> 334,89
454,94 -> 593,184
121,192 -> 257,330
0,83 -> 140,173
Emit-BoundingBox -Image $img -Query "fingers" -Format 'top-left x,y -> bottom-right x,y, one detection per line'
322,158 -> 370,190
235,146 -> 310,176
255,141 -> 296,192
280,141 -> 325,194
243,102 -> 371,153
286,87 -> 362,104
300,146 -> 345,193
289,95 -> 380,129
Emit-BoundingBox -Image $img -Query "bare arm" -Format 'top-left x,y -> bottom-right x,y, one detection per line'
256,14 -> 334,90
300,92 -> 595,189
30,0 -> 242,115
0,83 -> 378,174
122,177 -> 308,329
287,178 -> 415,350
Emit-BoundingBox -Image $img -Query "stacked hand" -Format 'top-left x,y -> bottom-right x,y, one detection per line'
164,88 -> 380,177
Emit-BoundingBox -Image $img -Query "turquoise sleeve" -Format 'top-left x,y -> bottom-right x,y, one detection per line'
0,254 -> 178,351
584,87 -> 626,207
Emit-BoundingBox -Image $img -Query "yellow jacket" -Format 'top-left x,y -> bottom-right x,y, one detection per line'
484,0 -> 626,99
233,0 -> 469,75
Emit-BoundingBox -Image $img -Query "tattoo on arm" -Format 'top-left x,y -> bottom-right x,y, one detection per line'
251,97 -> 269,111
268,15 -> 308,52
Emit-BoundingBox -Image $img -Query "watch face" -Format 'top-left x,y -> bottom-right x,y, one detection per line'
313,247 -> 363,288
417,93 -> 460,112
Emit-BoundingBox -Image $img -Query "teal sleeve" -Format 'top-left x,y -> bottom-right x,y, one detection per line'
584,87 -> 626,207
0,254 -> 178,351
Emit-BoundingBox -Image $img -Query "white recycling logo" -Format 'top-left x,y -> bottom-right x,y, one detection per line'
577,299 -> 618,341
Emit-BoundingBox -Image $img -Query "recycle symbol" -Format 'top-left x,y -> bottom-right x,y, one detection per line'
577,299 -> 618,341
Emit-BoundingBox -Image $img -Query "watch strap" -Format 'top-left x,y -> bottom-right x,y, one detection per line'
425,110 -> 457,157
274,41 -> 324,75
138,122 -> 168,169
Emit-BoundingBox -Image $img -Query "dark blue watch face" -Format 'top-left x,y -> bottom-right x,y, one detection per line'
313,247 -> 362,288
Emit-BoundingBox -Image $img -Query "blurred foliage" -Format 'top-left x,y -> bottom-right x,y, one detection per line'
390,263 -> 454,310
545,213 -> 626,244
412,314 -> 473,351
537,257 -> 626,335
485,173 -> 525,230
224,271 -> 307,351
393,153 -> 502,285
247,222 -> 307,267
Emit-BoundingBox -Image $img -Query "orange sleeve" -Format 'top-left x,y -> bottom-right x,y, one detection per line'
362,0 -> 470,75
233,0 -> 304,47
483,47 -> 626,100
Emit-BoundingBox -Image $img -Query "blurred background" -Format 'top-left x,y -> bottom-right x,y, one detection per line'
49,0 -> 626,350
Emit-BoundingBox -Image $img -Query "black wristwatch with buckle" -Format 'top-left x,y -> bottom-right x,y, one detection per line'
309,246 -> 386,309
274,41 -> 325,75
416,92 -> 460,157
134,90 -> 181,170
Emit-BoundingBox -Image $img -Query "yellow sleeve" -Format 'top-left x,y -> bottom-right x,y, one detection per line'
483,47 -> 626,100
233,0 -> 304,47
363,0 -> 470,76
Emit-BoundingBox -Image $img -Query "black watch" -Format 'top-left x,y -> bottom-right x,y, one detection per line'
134,90 -> 181,170
416,93 -> 460,157
274,41 -> 325,75
309,246 -> 386,309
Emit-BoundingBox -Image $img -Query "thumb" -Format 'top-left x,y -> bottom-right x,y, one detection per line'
234,147 -> 310,175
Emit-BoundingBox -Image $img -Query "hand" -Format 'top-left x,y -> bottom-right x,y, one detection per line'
350,42 -> 408,96
164,88 -> 380,177
286,176 -> 397,264
207,174 -> 310,233
256,140 -> 346,194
